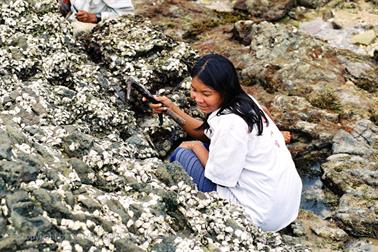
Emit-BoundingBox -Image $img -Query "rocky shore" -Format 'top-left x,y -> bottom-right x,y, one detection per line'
0,0 -> 377,251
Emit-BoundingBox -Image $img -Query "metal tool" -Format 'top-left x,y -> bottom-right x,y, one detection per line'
126,77 -> 185,126
72,4 -> 78,13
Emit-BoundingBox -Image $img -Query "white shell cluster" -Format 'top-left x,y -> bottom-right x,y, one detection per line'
90,15 -> 197,90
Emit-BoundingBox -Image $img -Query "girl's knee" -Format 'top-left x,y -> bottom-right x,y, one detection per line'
169,147 -> 185,162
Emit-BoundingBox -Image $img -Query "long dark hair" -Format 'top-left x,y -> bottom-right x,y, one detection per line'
192,53 -> 267,135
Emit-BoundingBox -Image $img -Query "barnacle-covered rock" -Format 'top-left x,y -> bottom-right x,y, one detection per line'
87,15 -> 197,90
84,15 -> 199,150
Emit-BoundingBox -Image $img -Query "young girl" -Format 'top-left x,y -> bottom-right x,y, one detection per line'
149,53 -> 302,232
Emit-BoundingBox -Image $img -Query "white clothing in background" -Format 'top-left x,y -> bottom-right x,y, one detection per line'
204,97 -> 302,232
69,0 -> 134,21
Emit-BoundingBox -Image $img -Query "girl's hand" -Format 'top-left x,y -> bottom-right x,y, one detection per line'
76,10 -> 97,23
179,141 -> 195,150
179,141 -> 209,166
281,131 -> 291,144
179,141 -> 203,150
144,96 -> 175,113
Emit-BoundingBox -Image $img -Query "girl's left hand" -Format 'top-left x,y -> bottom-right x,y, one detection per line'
179,141 -> 202,150
179,141 -> 209,166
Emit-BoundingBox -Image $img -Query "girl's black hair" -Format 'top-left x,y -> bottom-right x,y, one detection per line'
192,53 -> 268,135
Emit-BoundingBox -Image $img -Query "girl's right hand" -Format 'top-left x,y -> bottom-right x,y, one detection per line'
281,131 -> 291,144
144,96 -> 175,113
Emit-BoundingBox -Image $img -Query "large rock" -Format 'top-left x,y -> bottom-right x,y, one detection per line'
230,15 -> 378,244
282,210 -> 348,251
297,0 -> 332,8
322,120 -> 378,238
233,0 -> 296,21
232,20 -> 378,158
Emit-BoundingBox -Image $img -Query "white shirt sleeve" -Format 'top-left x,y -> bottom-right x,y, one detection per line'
204,115 -> 249,187
101,7 -> 134,20
102,0 -> 134,19
70,0 -> 134,20
103,0 -> 134,9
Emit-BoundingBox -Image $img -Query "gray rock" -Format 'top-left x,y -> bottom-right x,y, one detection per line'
62,131 -> 94,158
297,0 -> 331,8
335,193 -> 378,238
6,191 -> 51,241
69,158 -> 95,184
114,238 -> 145,252
291,220 -> 306,236
0,160 -> 39,188
310,225 -> 348,241
32,188 -> 72,219
351,30 -> 376,46
0,236 -> 19,251
233,0 -> 296,21
322,120 -> 378,239
0,131 -> 12,160
0,216 -> 6,236
332,130 -> 371,156
77,196 -> 102,212
151,236 -> 177,252
233,20 -> 255,45
345,238 -> 378,252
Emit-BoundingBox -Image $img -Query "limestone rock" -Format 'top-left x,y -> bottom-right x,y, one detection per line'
233,0 -> 296,21
351,30 -> 376,46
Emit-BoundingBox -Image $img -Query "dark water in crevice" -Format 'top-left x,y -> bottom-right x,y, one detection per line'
298,162 -> 335,218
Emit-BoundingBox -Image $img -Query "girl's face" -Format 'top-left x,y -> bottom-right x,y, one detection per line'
190,77 -> 222,114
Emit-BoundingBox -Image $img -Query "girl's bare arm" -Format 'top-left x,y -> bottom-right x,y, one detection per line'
148,96 -> 208,141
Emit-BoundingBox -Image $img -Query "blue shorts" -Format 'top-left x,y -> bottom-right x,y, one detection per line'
169,145 -> 217,192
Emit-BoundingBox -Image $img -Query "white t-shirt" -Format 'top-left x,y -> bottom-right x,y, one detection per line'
204,98 -> 302,232
69,0 -> 134,20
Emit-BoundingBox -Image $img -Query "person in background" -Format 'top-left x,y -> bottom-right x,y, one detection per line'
148,53 -> 302,232
59,0 -> 134,23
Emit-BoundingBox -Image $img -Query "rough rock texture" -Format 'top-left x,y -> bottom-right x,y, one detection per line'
233,0 -> 296,21
0,0 -> 303,251
322,120 -> 378,238
299,2 -> 378,57
233,20 -> 378,157
231,17 -> 378,243
297,0 -> 332,9
282,210 -> 349,250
